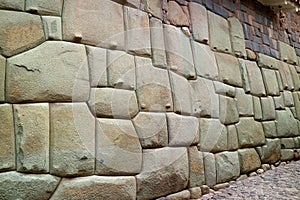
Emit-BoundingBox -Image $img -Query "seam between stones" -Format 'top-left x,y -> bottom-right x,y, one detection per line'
47,177 -> 63,199
94,117 -> 97,175
48,103 -> 52,175
12,104 -> 17,171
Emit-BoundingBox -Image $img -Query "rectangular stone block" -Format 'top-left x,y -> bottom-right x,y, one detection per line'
253,96 -> 262,121
257,53 -> 278,69
0,0 -> 24,11
260,97 -> 275,121
275,70 -> 284,92
219,95 -> 239,125
14,103 -> 49,173
50,103 -> 95,177
261,68 -> 280,96
215,151 -> 240,183
189,2 -> 209,43
281,138 -> 295,149
281,149 -> 294,161
42,16 -> 62,40
188,147 -> 205,188
256,139 -> 280,164
276,108 -> 299,137
244,60 -> 266,96
0,55 -> 5,102
238,59 -> 251,93
273,93 -> 285,110
278,62 -> 294,90
0,104 -> 15,171
289,65 -> 300,91
283,90 -> 294,107
203,152 -> 216,187
214,81 -> 236,97
293,92 -> 300,119
227,125 -> 239,151
228,17 -> 246,58
26,0 -> 63,16
145,0 -> 162,19
278,41 -> 298,65
236,88 -> 254,117
262,121 -> 277,138
238,148 -> 261,174
124,6 -> 151,56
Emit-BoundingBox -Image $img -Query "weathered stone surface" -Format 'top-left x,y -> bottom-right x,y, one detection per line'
199,118 -> 227,153
167,113 -> 199,146
261,68 -> 280,96
280,149 -> 294,161
50,103 -> 95,177
189,187 -> 202,199
203,152 -> 216,187
189,2 -> 209,43
294,137 -> 300,148
273,93 -> 285,110
95,119 -> 142,175
236,117 -> 265,148
256,139 -> 281,164
86,46 -> 107,87
0,55 -> 5,102
0,0 -> 24,10
26,0 -> 63,16
170,72 -> 192,115
278,62 -> 294,90
219,95 -> 239,125
262,121 -> 277,138
0,171 -> 60,200
227,125 -> 239,151
136,57 -> 173,112
188,147 -> 205,187
238,59 -> 251,93
293,92 -> 300,119
257,53 -> 279,69
236,88 -> 254,117
276,70 -> 284,92
145,0 -> 162,19
244,60 -> 266,96
107,50 -> 135,90
14,103 -> 49,173
63,0 -> 125,50
0,10 -> 45,57
167,1 -> 189,26
228,17 -> 246,58
124,7 -> 151,56
208,11 -> 232,53
278,41 -> 298,65
136,147 -> 189,200
190,78 -> 219,118
0,104 -> 15,171
51,176 -> 136,200
6,41 -> 89,103
253,96 -> 263,121
246,49 -> 257,61
260,97 -> 275,121
215,52 -> 242,87
133,112 -> 168,148
191,41 -> 218,80
289,65 -> 300,91
167,190 -> 190,200
214,81 -> 236,97
238,148 -> 261,173
42,16 -> 62,40
283,90 -> 294,107
215,151 -> 240,183
89,88 -> 138,119
150,18 -> 167,67
280,138 -> 295,149
113,0 -> 139,8
164,24 -> 196,79
276,108 -> 299,137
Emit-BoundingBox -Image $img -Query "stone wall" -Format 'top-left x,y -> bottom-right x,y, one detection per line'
0,0 -> 300,199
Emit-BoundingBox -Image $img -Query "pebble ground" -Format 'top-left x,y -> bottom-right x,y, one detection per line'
200,160 -> 300,200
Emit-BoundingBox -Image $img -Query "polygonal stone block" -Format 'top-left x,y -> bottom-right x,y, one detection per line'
227,125 -> 239,151
228,17 -> 246,58
238,59 -> 251,93
95,118 -> 142,175
219,95 -> 239,125
260,97 -> 275,121
215,151 -> 240,183
50,103 -> 95,177
167,113 -> 199,147
278,62 -> 294,90
136,57 -> 173,112
276,70 -> 284,92
214,81 -> 236,97
238,148 -> 261,174
257,53 -> 279,69
262,121 -> 277,138
244,60 -> 266,96
293,92 -> 300,119
253,96 -> 262,121
0,0 -> 24,11
42,16 -> 62,40
283,90 -> 294,107
289,65 -> 300,91
124,7 -> 151,56
189,3 -> 209,43
236,88 -> 254,117
26,0 -> 63,16
14,103 -> 49,173
255,139 -> 280,164
280,138 -> 295,149
203,152 -> 216,187
273,93 -> 285,110
281,149 -> 294,161
0,55 -> 5,102
167,1 -> 189,26
278,41 -> 298,65
261,68 -> 280,96
276,108 -> 299,137
188,147 -> 205,188
145,0 -> 163,19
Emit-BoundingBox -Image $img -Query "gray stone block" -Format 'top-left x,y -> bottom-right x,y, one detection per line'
273,93 -> 285,110
219,95 -> 239,125
236,88 -> 254,117
278,41 -> 298,65
214,81 -> 236,97
189,3 -> 209,43
26,0 -> 63,16
0,0 -> 24,10
256,139 -> 281,164
144,0 -> 162,19
262,121 -> 277,138
293,92 -> 300,119
289,65 -> 300,91
278,62 -> 294,90
280,138 -> 295,149
244,60 -> 266,96
261,68 -> 280,96
276,70 -> 284,92
228,17 -> 246,58
203,152 -> 216,187
260,97 -> 275,121
227,124 -> 239,151
276,108 -> 299,137
0,55 -> 5,102
238,148 -> 261,174
283,90 -> 294,107
280,149 -> 294,161
167,190 -> 190,200
42,16 -> 62,40
215,151 -> 240,183
238,59 -> 251,93
188,147 -> 205,188
257,53 -> 279,69
253,96 -> 263,121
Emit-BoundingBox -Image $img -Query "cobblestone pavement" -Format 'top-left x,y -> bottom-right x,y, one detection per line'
200,160 -> 300,200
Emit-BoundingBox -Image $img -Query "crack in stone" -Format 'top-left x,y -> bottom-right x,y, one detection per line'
14,64 -> 41,73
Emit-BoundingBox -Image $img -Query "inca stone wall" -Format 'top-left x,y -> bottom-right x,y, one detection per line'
0,0 -> 300,199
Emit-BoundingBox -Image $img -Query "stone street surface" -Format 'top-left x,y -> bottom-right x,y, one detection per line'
200,160 -> 300,200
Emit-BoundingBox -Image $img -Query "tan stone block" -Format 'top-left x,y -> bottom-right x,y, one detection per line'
238,148 -> 261,173
188,147 -> 205,188
236,88 -> 254,117
244,60 -> 266,96
203,152 -> 216,187
0,0 -> 24,10
42,16 -> 62,40
145,0 -> 162,19
278,41 -> 298,65
26,0 -> 63,16
167,1 -> 189,26
219,95 -> 239,125
261,68 -> 280,96
0,55 -> 5,102
260,97 -> 275,121
167,190 -> 190,200
189,187 -> 202,199
228,17 -> 246,58
189,2 -> 209,43
215,151 -> 240,183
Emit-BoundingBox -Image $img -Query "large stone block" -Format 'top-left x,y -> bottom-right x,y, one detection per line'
238,59 -> 251,93
42,16 -> 62,40
0,10 -> 45,57
136,57 -> 173,112
170,72 -> 192,115
14,103 -> 49,173
190,78 -> 219,118
50,103 -> 95,177
191,41 -> 218,80
0,104 -> 15,171
227,125 -> 239,151
262,121 -> 277,138
167,1 -> 189,26
219,95 -> 239,125
278,62 -> 294,90
6,41 -> 89,103
150,18 -> 167,67
214,81 -> 236,97
89,88 -> 138,119
228,17 -> 246,58
236,117 -> 265,148
273,93 -> 285,110
244,60 -> 266,96
26,0 -> 63,16
276,71 -> 284,92
238,148 -> 261,174
0,55 -> 5,102
215,151 -> 240,183
144,0 -> 162,19
261,68 -> 280,96
188,147 -> 205,188
260,97 -> 275,121
293,92 -> 300,119
107,50 -> 135,90
203,152 -> 216,187
276,108 -> 299,137
124,7 -> 151,56
167,113 -> 199,146
63,0 -> 125,50
281,149 -> 294,161
51,176 -> 136,200
136,147 -> 189,200
189,3 -> 209,43
236,88 -> 254,117
0,171 -> 60,200
280,138 -> 295,149
133,112 -> 168,148
257,53 -> 279,69
253,96 -> 262,121
208,11 -> 232,53
199,118 -> 227,153
256,139 -> 281,164
95,119 -> 142,175
289,65 -> 300,91
164,24 -> 196,79
215,52 -> 242,87
283,90 -> 294,107
0,0 -> 24,10
278,41 -> 298,65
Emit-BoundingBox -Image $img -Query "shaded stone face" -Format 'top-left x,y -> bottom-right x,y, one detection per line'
228,17 -> 246,58
238,148 -> 261,174
188,147 -> 205,188
25,0 -> 63,16
256,139 -> 281,164
189,2 -> 209,43
0,55 -> 5,102
215,151 -> 240,183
